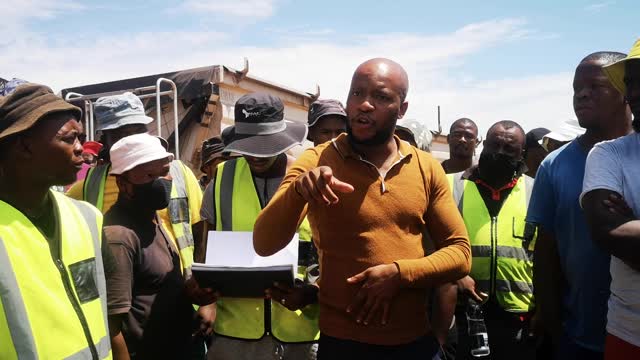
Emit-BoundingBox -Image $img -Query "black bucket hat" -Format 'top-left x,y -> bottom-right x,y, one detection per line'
307,99 -> 347,127
224,92 -> 307,157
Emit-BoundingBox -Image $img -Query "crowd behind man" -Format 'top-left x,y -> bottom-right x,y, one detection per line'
1,38 -> 640,360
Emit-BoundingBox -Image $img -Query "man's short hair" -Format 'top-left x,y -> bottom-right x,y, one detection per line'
580,51 -> 627,67
449,117 -> 478,134
487,120 -> 525,139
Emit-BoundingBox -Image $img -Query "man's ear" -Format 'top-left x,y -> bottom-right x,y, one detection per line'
398,101 -> 409,119
115,175 -> 132,198
15,136 -> 35,160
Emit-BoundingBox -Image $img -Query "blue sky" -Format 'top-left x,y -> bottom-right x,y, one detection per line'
2,0 -> 638,134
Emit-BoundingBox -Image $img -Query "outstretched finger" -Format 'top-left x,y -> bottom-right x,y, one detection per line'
347,270 -> 368,284
330,177 -> 355,194
467,288 -> 484,303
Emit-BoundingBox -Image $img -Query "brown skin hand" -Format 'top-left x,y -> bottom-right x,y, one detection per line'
583,190 -> 640,268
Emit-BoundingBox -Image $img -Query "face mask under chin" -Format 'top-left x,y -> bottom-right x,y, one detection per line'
130,178 -> 172,211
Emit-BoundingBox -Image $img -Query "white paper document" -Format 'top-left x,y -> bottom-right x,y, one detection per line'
191,231 -> 299,297
202,231 -> 298,268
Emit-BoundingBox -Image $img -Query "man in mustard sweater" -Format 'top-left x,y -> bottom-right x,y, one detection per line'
253,58 -> 471,359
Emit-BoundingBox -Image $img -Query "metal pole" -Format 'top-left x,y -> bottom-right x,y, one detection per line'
88,102 -> 95,141
66,92 -> 93,141
437,105 -> 442,134
155,78 -> 179,160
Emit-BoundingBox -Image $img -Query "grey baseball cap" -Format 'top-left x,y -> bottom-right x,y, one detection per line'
94,92 -> 154,131
307,99 -> 347,127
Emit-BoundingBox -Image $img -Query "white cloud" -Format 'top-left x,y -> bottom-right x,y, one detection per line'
1,0 -> 84,34
177,0 -> 277,20
584,1 -> 616,13
0,16 -> 575,135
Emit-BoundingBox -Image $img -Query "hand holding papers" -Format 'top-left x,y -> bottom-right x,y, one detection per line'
192,231 -> 299,298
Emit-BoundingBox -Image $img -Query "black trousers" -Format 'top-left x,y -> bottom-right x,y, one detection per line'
455,300 -> 536,360
317,333 -> 442,360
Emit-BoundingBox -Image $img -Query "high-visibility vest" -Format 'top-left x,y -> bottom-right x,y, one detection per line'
213,157 -> 320,342
83,161 -> 195,276
447,172 -> 537,312
0,191 -> 112,359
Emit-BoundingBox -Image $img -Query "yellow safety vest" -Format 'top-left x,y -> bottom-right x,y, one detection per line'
0,191 -> 112,359
213,157 -> 320,342
447,172 -> 537,312
83,161 -> 195,276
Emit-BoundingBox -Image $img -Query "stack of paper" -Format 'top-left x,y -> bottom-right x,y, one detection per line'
192,231 -> 299,297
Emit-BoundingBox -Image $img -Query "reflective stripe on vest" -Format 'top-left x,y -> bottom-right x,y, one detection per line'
213,158 -> 320,342
0,191 -> 112,359
168,161 -> 195,277
447,173 -> 537,312
83,164 -> 109,210
83,161 -> 195,276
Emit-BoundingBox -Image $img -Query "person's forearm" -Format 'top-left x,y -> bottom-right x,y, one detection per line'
395,236 -> 471,288
192,221 -> 206,263
111,332 -> 130,360
108,315 -> 130,360
533,230 -> 563,341
583,190 -> 640,266
431,282 -> 457,345
604,220 -> 640,265
254,180 -> 308,256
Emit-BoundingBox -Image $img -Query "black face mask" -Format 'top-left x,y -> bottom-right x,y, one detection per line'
478,152 -> 521,181
130,178 -> 172,211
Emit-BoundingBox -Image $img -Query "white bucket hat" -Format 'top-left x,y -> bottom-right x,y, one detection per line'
109,133 -> 174,175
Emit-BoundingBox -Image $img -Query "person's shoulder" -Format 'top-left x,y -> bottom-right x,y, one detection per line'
103,224 -> 140,246
65,179 -> 85,200
594,132 -> 639,154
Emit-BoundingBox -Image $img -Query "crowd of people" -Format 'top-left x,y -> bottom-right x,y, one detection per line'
0,37 -> 639,360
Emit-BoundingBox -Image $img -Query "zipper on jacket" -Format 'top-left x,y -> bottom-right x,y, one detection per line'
490,217 -> 498,296
55,259 -> 99,359
265,299 -> 272,336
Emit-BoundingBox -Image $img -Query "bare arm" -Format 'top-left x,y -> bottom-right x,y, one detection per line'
583,189 -> 640,266
533,228 -> 564,342
431,283 -> 457,345
108,314 -> 130,360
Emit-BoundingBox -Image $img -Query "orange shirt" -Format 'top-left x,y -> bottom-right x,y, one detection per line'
254,134 -> 470,345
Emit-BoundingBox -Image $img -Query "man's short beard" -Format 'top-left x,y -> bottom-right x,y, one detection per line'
347,124 -> 395,146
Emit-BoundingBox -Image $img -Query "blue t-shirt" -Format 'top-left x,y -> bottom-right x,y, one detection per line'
526,140 -> 610,352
